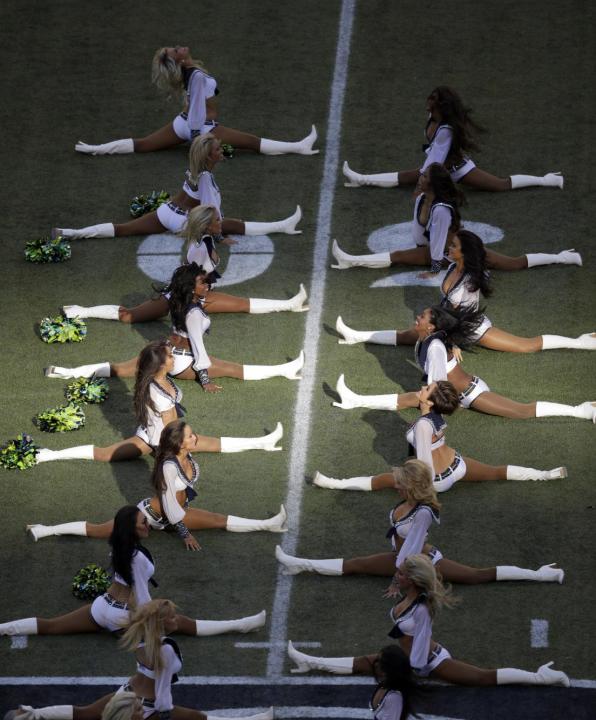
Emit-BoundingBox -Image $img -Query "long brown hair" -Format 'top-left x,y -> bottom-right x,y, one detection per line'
429,86 -> 485,155
151,420 -> 188,496
133,339 -> 172,427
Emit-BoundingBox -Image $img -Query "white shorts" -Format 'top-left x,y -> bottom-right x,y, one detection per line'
172,113 -> 219,141
90,594 -> 130,632
170,348 -> 194,376
135,425 -> 158,449
471,315 -> 493,343
414,643 -> 452,677
450,158 -> 476,182
458,375 -> 490,409
426,546 -> 444,565
434,452 -> 467,485
137,498 -> 168,530
156,201 -> 188,233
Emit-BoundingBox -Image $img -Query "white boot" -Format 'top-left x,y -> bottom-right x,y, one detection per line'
510,172 -> 563,189
195,610 -> 266,636
0,618 -> 38,636
536,400 -> 596,422
541,333 -> 596,350
206,709 -> 273,720
44,363 -> 111,379
526,249 -> 582,267
331,239 -> 391,270
27,521 -> 87,541
313,471 -> 373,491
226,505 -> 287,533
249,285 -> 308,314
259,125 -> 318,155
497,662 -> 569,687
12,707 -> 73,720
333,374 -> 397,410
496,563 -> 564,584
243,351 -> 304,380
53,223 -> 115,240
276,545 -> 343,576
288,641 -> 353,674
75,138 -> 134,155
336,316 -> 396,346
63,305 -> 120,321
244,206 -> 302,236
342,161 -> 399,188
220,423 -> 283,453
506,465 -> 567,481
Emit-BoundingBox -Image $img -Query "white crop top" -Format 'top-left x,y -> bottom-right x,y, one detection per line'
441,263 -> 481,310
113,547 -> 155,607
370,689 -> 403,720
183,170 -> 222,217
411,194 -> 454,269
186,237 -> 218,275
405,413 -> 447,475
185,68 -> 218,137
160,456 -> 200,525
138,380 -> 182,448
136,639 -> 182,711
388,502 -> 439,567
172,305 -> 212,372
389,599 -> 433,671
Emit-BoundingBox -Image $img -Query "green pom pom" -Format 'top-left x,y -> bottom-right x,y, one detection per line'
39,315 -> 87,343
25,236 -> 71,264
65,377 -> 109,404
34,403 -> 86,432
129,190 -> 170,218
0,434 -> 39,470
221,143 -> 234,158
72,563 -> 111,600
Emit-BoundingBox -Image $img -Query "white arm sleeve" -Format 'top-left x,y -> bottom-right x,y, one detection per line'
428,205 -> 451,266
374,691 -> 404,720
197,173 -> 222,217
426,340 -> 449,383
187,71 -> 208,138
149,385 -> 175,415
131,552 -> 153,607
413,421 -> 435,476
154,644 -> 177,711
410,604 -> 433,671
395,506 -> 433,568
185,308 -> 212,372
161,461 -> 186,525
410,195 -> 426,247
420,126 -> 453,172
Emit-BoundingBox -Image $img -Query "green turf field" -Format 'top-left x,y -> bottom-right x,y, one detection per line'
1,0 -> 594,694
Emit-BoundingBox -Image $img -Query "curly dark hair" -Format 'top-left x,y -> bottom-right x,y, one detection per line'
151,420 -> 188,496
426,163 -> 464,231
429,86 -> 485,156
109,505 -> 143,588
456,230 -> 492,297
133,339 -> 172,428
163,262 -> 207,332
429,303 -> 486,352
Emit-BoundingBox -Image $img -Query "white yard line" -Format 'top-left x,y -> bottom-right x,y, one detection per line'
265,0 -> 356,679
530,619 -> 549,648
235,642 -> 322,649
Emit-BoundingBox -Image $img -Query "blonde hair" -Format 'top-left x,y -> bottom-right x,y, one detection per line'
151,47 -> 208,101
101,693 -> 139,720
180,205 -> 218,257
393,459 -> 440,511
188,133 -> 219,182
403,554 -> 457,618
120,599 -> 176,672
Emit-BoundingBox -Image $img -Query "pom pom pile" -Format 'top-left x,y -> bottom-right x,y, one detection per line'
65,377 -> 109,404
25,236 -> 72,264
39,315 -> 87,343
34,403 -> 86,432
0,434 -> 39,470
129,190 -> 170,218
72,563 -> 111,600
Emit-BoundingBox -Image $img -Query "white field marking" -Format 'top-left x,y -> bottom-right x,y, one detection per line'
136,233 -> 274,286
265,0 -> 356,679
531,619 -> 549,648
10,636 -> 28,649
206,709 -> 463,720
367,220 -> 504,288
235,642 -> 322,649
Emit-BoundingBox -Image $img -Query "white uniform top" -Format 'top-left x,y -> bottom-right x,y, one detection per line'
185,68 -> 218,138
405,413 -> 447,475
160,456 -> 200,525
136,380 -> 182,448
186,236 -> 218,275
371,689 -> 404,720
173,304 -> 212,373
389,599 -> 433,672
417,337 -> 457,384
420,124 -> 455,173
411,194 -> 454,270
183,170 -> 222,217
441,262 -> 482,309
136,638 -> 182,712
113,548 -> 155,607
389,502 -> 439,568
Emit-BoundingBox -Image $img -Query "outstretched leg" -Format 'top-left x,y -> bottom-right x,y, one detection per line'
478,328 -> 542,353
36,605 -> 99,635
435,558 -> 496,584
133,122 -> 186,152
460,168 -> 511,192
92,436 -> 151,462
389,246 -> 431,266
342,553 -> 396,576
461,456 -> 507,482
212,125 -> 261,152
484,247 -> 528,270
469,392 -> 536,419
113,212 -> 168,237
431,658 -> 497,685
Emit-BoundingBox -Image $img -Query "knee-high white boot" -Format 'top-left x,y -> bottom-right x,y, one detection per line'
44,363 -> 111,379
336,316 -> 397,345
36,447 -> 95,464
220,423 -> 283,452
53,223 -> 115,240
249,285 -> 308,314
288,641 -> 354,674
276,545 -> 343,575
206,709 -> 273,720
313,472 -> 373,491
244,206 -> 302,235
27,521 -> 87,541
510,173 -> 563,189
0,618 -> 38,636
506,465 -> 567,481
541,334 -> 596,350
536,401 -> 596,422
62,305 -> 120,320
497,662 -> 569,686
526,249 -> 582,267
226,505 -> 287,533
259,125 -> 318,155
496,563 -> 564,583
333,374 -> 398,410
243,351 -> 304,380
331,240 -> 392,270
195,610 -> 266,636
343,161 -> 399,188
75,139 -> 134,155
8,707 -> 73,720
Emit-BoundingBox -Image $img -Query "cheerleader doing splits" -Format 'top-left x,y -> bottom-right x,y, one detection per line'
28,420 -> 288,548
55,134 -> 303,241
62,204 -> 308,324
333,164 -> 580,276
45,263 -> 305,394
5,600 -> 274,720
333,304 -> 596,423
37,339 -> 283,464
366,645 -> 422,720
276,458 -> 564,586
314,381 -> 566,493
287,555 -> 569,687
75,43 -> 317,158
336,229 -> 594,352
343,86 -> 563,191
0,505 -> 265,638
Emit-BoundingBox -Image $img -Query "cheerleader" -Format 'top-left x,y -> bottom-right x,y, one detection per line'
28,420 -> 288,547
368,645 -> 422,720
44,264 -> 305,394
5,600 -> 274,720
276,459 -> 564,586
36,339 -> 283,465
342,86 -> 563,191
288,555 -> 570,687
74,43 -> 317,158
0,506 -> 265,638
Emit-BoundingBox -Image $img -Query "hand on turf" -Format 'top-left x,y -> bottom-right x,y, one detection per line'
184,534 -> 202,551
452,345 -> 463,364
203,382 -> 222,393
